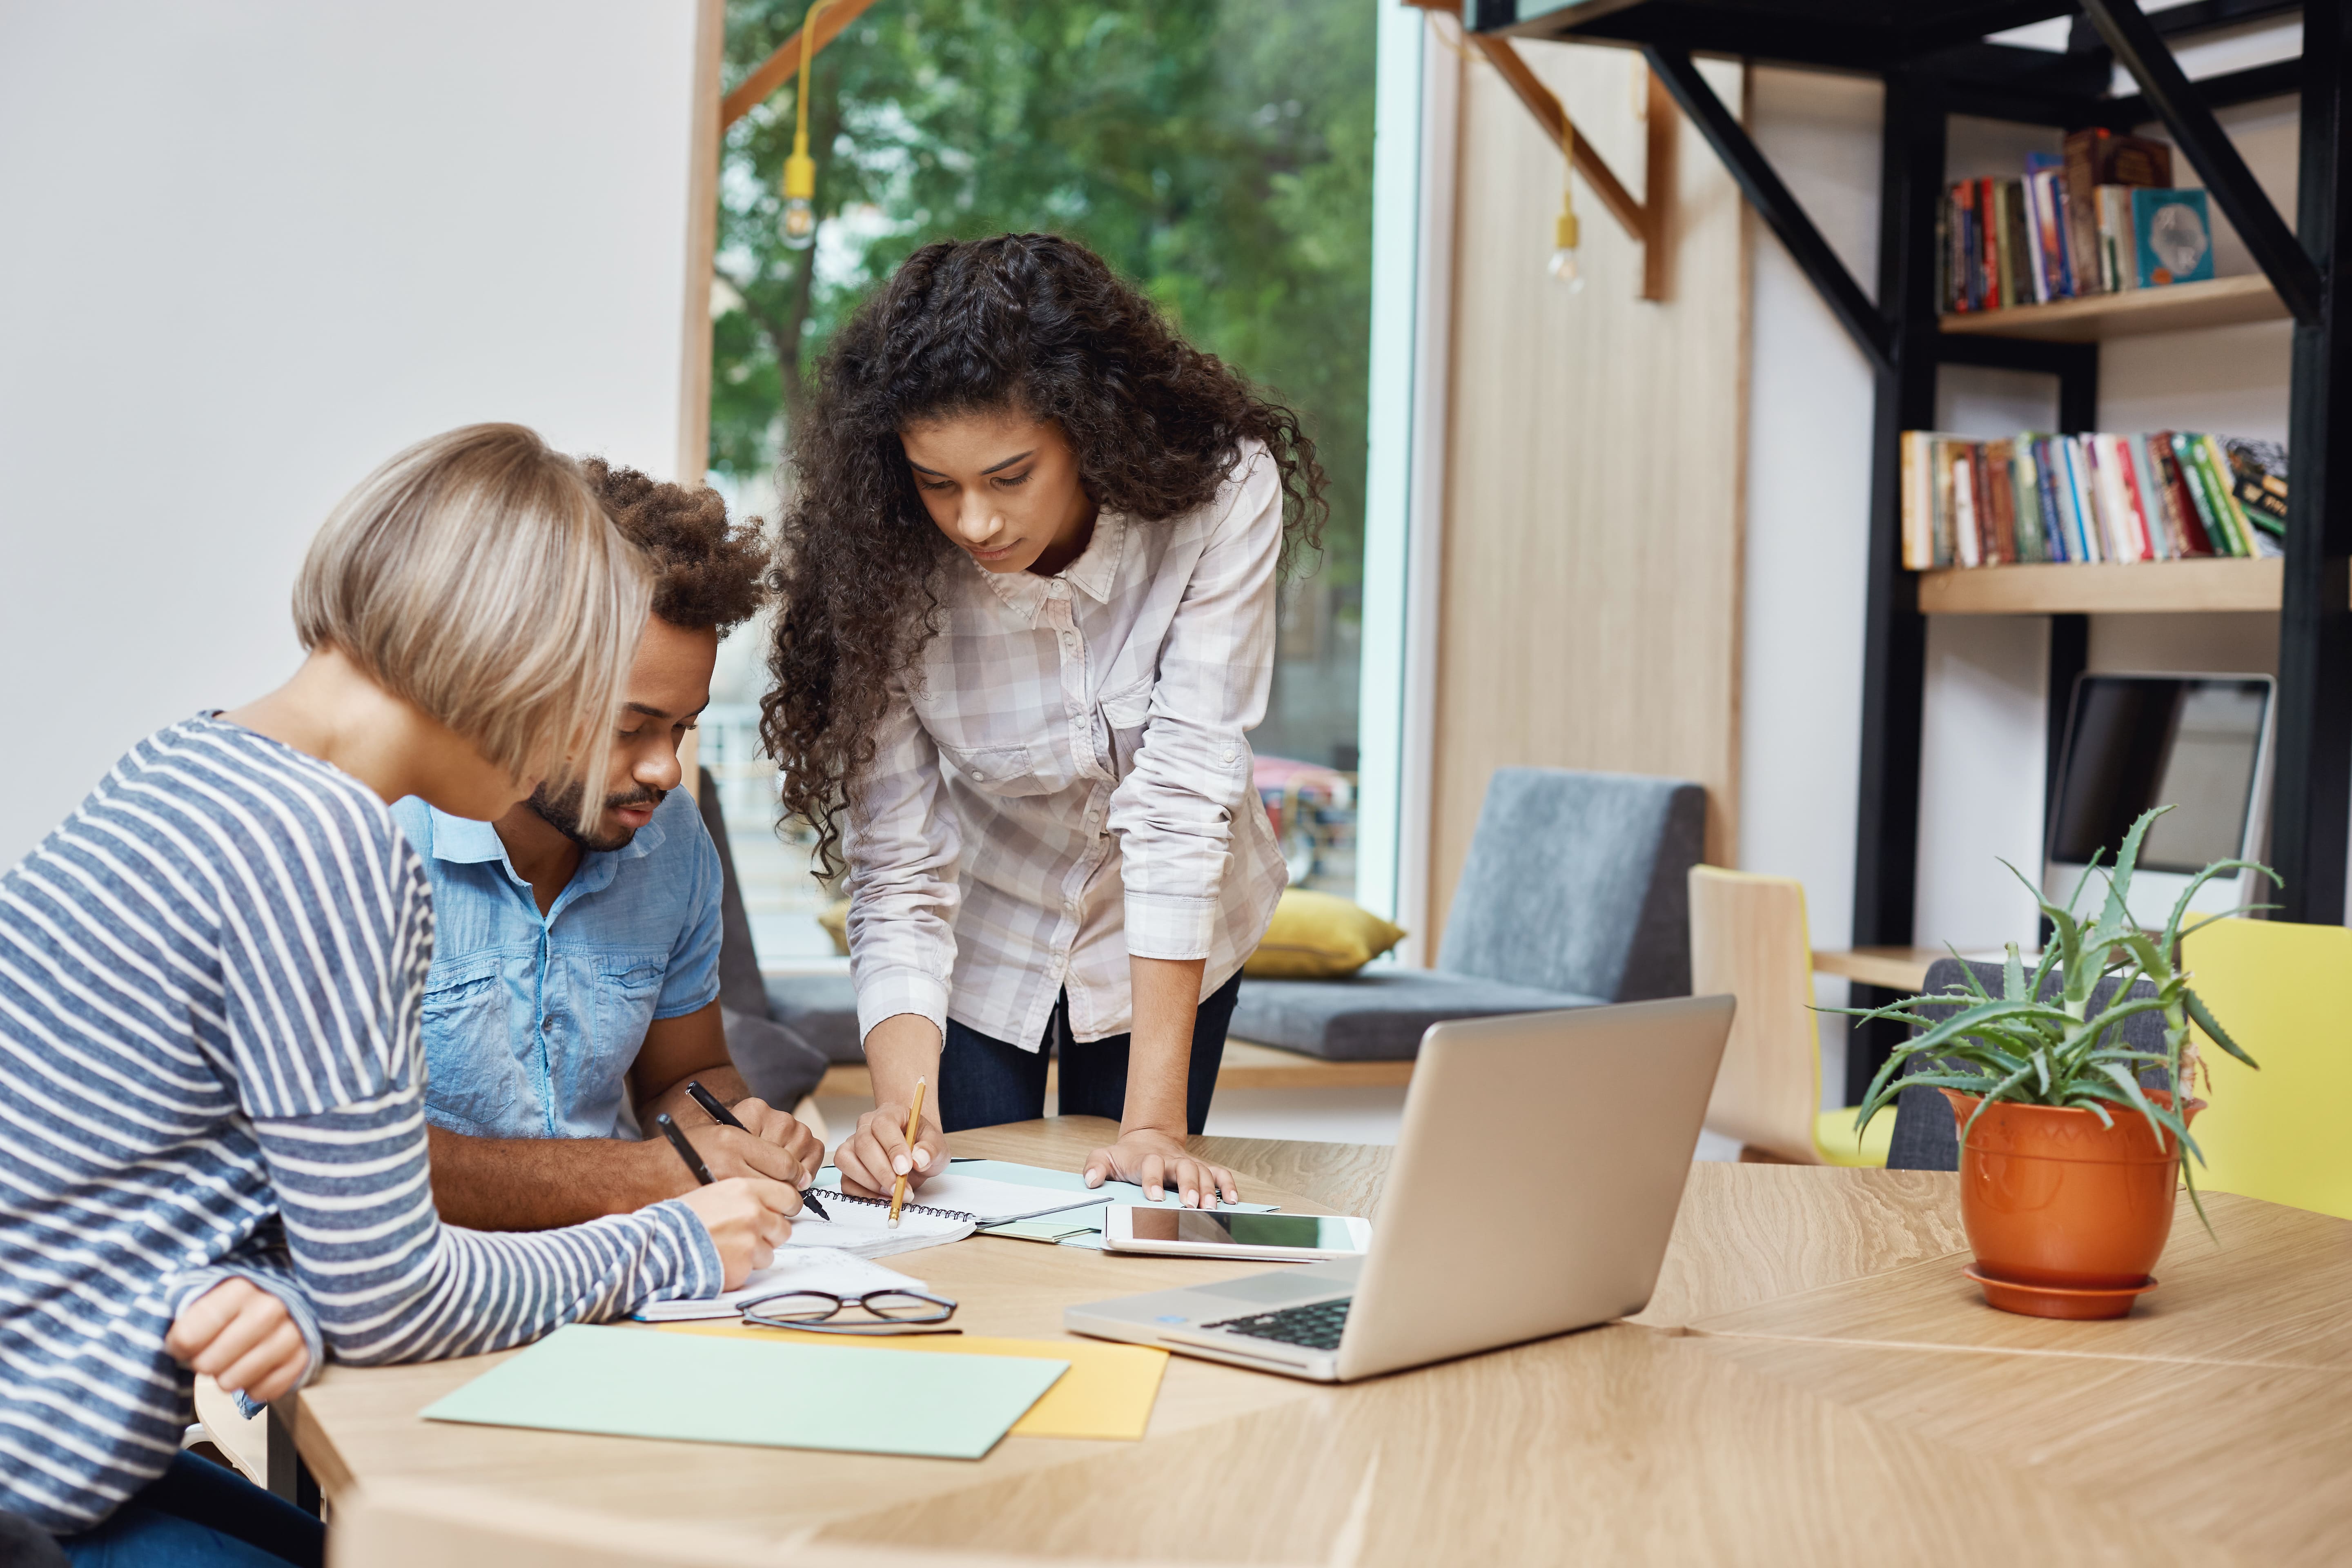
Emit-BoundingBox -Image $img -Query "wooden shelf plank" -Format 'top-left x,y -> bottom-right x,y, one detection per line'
1938,274 -> 2287,343
1812,947 -> 1941,993
1916,557 -> 2282,615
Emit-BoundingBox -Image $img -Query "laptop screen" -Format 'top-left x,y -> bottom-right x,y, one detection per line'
2047,675 -> 2271,876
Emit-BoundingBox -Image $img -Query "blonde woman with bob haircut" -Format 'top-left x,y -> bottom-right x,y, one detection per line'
0,424 -> 798,1564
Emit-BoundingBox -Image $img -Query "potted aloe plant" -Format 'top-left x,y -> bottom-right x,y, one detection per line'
1849,806 -> 2274,1320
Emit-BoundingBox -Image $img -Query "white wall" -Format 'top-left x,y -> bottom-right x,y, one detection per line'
1,2 -> 704,867
1738,67 -> 1882,1098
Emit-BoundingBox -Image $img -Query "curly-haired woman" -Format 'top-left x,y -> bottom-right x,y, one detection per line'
764,234 -> 1325,1210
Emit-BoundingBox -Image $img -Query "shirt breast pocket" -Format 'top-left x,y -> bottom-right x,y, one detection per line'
938,739 -> 1068,799
419,954 -> 516,1130
597,956 -> 668,1054
1096,681 -> 1152,782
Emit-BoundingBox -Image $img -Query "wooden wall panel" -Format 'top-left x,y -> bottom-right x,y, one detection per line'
1426,42 -> 1748,951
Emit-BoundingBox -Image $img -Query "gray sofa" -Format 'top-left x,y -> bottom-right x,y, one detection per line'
694,773 -> 832,1104
1226,768 -> 1708,1061
763,970 -> 864,1065
1885,956 -> 2169,1171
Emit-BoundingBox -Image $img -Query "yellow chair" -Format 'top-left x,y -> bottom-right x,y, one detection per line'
1688,866 -> 1892,1167
2180,919 -> 2352,1221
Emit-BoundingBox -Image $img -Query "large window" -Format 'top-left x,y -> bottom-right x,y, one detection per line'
705,0 -> 1380,966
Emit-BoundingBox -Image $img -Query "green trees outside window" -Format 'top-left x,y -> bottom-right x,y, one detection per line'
712,0 -> 1376,778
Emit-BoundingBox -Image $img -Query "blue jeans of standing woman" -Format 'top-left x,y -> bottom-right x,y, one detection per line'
936,969 -> 1243,1133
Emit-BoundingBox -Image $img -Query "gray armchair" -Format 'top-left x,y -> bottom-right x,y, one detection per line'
1225,768 -> 1708,1061
1885,956 -> 2169,1170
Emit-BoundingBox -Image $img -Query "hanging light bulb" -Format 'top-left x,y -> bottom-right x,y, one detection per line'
778,0 -> 835,251
781,151 -> 816,250
1546,114 -> 1584,291
1548,207 -> 1583,290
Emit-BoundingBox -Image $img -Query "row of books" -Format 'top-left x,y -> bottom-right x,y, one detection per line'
1900,430 -> 2288,570
1940,128 -> 2215,313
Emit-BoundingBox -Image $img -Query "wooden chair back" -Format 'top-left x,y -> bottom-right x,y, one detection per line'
1688,866 -> 1823,1163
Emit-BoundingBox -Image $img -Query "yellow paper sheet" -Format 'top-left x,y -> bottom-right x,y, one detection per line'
651,1323 -> 1167,1441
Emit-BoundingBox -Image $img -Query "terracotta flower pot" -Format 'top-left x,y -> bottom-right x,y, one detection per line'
1942,1089 -> 2201,1320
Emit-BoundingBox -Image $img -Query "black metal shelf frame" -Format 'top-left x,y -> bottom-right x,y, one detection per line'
1470,2 -> 2350,1101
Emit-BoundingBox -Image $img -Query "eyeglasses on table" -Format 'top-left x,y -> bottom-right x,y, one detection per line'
737,1288 -> 962,1336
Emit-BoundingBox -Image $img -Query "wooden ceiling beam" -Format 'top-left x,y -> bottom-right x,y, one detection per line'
1464,31 -> 1673,301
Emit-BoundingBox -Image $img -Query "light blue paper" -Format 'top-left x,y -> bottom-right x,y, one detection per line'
422,1325 -> 1065,1461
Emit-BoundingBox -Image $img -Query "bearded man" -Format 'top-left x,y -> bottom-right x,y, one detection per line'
392,462 -> 821,1228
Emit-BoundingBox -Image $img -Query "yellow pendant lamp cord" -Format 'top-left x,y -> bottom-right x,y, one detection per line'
780,0 -> 836,249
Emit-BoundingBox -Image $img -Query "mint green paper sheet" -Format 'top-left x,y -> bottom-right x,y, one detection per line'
421,1325 -> 1067,1460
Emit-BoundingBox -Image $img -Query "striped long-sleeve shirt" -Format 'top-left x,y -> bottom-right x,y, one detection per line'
0,717 -> 721,1532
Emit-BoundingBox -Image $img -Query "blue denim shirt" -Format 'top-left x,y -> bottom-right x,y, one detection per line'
389,789 -> 723,1140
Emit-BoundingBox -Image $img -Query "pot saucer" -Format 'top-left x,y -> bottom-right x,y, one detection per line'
1965,1265 -> 2158,1321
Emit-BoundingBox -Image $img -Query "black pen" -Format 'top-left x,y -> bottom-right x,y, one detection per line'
683,1080 -> 831,1221
654,1112 -> 713,1185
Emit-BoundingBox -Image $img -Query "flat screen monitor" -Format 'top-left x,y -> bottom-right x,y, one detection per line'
2044,673 -> 2274,927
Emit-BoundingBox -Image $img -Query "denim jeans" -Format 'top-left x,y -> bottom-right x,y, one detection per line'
936,969 -> 1243,1134
56,1452 -> 323,1568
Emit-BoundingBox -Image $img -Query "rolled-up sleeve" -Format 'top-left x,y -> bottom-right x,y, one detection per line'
1107,450 -> 1282,960
844,676 -> 964,1043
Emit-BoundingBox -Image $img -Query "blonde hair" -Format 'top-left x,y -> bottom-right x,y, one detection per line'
294,424 -> 650,817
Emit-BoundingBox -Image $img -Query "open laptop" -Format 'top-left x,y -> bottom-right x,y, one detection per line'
1065,994 -> 1734,1382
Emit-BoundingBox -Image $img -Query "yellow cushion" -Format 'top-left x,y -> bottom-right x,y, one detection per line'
1814,1107 -> 1895,1169
817,897 -> 850,957
1242,889 -> 1407,980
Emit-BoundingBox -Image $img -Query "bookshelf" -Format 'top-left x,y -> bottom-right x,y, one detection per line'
1474,0 -> 2348,1104
1938,272 -> 2288,343
1917,557 -> 2287,615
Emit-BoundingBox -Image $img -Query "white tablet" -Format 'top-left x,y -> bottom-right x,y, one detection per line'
1100,1205 -> 1372,1261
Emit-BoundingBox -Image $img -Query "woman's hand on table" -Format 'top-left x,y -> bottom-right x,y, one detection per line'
165,1277 -> 311,1404
680,1176 -> 802,1289
1084,1127 -> 1240,1208
836,1101 -> 950,1198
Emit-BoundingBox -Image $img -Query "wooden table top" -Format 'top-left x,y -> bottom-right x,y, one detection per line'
309,1117 -> 2352,1568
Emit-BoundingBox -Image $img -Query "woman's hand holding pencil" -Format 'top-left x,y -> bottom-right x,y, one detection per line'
837,1090 -> 950,1201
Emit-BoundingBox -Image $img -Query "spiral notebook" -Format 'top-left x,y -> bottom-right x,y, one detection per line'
786,1187 -> 977,1261
791,1163 -> 1283,1260
810,1167 -> 1117,1224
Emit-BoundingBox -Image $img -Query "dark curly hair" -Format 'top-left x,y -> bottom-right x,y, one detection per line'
580,459 -> 769,633
760,233 -> 1326,877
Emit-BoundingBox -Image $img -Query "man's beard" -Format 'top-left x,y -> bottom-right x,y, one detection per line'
526,781 -> 665,853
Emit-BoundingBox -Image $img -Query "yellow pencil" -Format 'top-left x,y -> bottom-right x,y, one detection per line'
887,1078 -> 927,1229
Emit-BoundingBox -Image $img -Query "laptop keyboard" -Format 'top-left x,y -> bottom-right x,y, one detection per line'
1202,1297 -> 1353,1351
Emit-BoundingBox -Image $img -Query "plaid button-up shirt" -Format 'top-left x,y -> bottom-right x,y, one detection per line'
844,441 -> 1288,1051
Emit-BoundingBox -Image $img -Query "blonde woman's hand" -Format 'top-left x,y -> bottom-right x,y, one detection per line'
164,1278 -> 310,1405
679,1176 -> 801,1288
